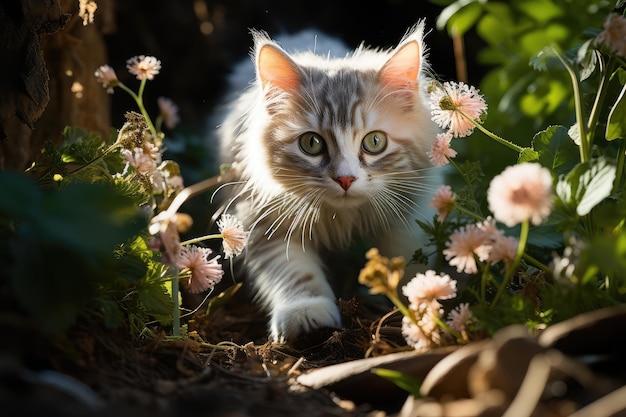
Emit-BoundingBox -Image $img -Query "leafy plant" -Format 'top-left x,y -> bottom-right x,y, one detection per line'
430,0 -> 614,174
361,2 -> 626,354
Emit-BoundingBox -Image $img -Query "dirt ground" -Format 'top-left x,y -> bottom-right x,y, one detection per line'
0,286 -> 413,417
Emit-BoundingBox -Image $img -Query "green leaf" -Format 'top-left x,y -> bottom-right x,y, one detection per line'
516,0 -> 563,23
576,39 -> 597,81
556,157 -> 617,217
0,172 -> 42,219
436,0 -> 483,32
4,177 -> 147,333
445,1 -> 483,36
532,125 -> 579,175
518,147 -> 539,163
526,223 -> 564,249
529,46 -> 558,72
606,84 -> 626,141
586,233 -> 626,286
371,368 -> 422,398
114,250 -> 148,283
97,298 -> 125,329
476,13 -> 513,47
59,126 -> 107,164
137,283 -> 173,317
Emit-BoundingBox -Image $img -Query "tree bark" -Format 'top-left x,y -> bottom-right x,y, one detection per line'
0,0 -> 115,171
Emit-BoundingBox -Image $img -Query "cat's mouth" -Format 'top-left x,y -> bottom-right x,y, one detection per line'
325,188 -> 364,207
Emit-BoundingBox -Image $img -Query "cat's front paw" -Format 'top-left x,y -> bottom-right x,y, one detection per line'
269,295 -> 341,343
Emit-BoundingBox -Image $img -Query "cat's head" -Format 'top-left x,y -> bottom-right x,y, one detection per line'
252,23 -> 438,212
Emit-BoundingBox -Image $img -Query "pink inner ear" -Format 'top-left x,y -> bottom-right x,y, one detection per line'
380,40 -> 421,90
257,44 -> 301,94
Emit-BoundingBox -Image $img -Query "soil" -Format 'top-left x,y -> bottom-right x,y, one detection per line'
0,286 -> 410,417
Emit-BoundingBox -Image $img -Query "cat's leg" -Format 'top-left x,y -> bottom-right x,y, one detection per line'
246,238 -> 340,342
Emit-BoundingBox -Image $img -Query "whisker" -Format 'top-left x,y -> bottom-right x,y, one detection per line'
210,180 -> 247,203
367,197 -> 392,235
285,190 -> 318,245
300,193 -> 322,249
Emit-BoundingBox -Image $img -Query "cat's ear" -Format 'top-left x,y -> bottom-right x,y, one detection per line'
379,39 -> 422,92
256,43 -> 302,95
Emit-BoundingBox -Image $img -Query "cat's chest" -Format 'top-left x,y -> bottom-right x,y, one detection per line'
252,202 -> 382,251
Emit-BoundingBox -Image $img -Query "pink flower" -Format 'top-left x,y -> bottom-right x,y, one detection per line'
143,142 -> 162,161
402,311 -> 441,350
148,211 -> 181,265
487,163 -> 553,227
430,82 -> 487,138
428,132 -> 457,167
121,147 -> 157,174
446,303 -> 473,333
443,223 -> 491,274
165,174 -> 184,190
488,234 -> 519,263
177,245 -> 224,293
402,270 -> 457,306
157,97 -> 180,130
430,185 -> 456,222
126,55 -> 162,81
595,13 -> 626,57
476,217 -> 502,239
94,64 -> 118,93
217,214 -> 248,259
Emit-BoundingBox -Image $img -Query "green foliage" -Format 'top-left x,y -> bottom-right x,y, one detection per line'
469,291 -> 551,334
433,0 -> 613,175
371,368 -> 423,398
0,171 -> 148,333
412,1 -> 626,340
556,157 -> 616,218
28,127 -> 122,186
96,237 -> 174,332
1,124 -> 179,335
526,125 -> 579,175
606,82 -> 626,141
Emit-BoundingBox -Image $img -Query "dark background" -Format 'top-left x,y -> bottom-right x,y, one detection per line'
103,0 -> 485,143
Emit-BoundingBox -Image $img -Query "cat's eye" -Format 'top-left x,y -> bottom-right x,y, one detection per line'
298,132 -> 326,156
361,131 -> 388,154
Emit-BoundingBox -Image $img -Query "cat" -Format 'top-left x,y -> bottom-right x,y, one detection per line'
217,21 -> 440,342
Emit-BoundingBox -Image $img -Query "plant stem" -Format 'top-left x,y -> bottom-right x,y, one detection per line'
432,315 -> 462,341
522,253 -> 552,274
480,263 -> 490,304
117,81 -> 158,137
171,268 -> 180,336
452,203 -> 484,222
387,291 -> 417,326
162,174 -> 226,223
473,122 -> 525,153
448,157 -> 478,203
66,144 -> 121,177
180,234 -> 223,246
554,48 -> 589,163
614,138 -> 626,194
587,55 -> 614,144
458,108 -> 524,153
491,220 -> 529,307
198,341 -> 242,351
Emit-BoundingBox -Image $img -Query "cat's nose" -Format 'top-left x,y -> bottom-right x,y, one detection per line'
335,176 -> 357,191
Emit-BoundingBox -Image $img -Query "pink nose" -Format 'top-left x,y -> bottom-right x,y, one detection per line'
335,176 -> 356,191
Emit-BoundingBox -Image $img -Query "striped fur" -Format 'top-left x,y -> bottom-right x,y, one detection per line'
218,22 -> 440,342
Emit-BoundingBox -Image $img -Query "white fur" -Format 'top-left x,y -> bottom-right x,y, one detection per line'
217,22 -> 440,342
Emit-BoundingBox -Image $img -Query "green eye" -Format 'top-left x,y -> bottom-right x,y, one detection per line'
362,131 -> 387,154
299,132 -> 326,156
